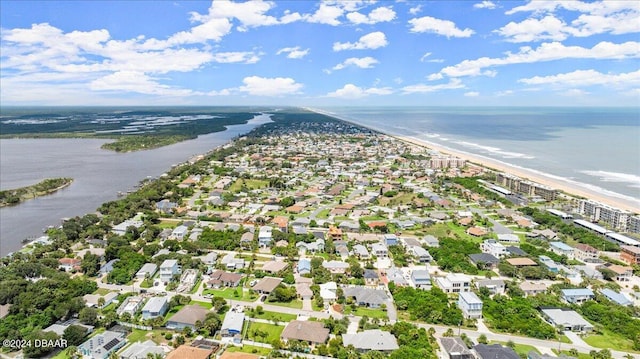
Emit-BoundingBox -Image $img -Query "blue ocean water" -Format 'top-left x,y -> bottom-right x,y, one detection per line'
320,107 -> 640,209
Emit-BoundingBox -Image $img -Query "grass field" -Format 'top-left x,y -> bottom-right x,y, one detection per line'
225,345 -> 272,356
93,288 -> 112,295
189,300 -> 213,309
344,306 -> 388,319
245,321 -> 284,343
490,341 -> 539,356
583,329 -> 638,353
203,287 -> 257,302
251,310 -> 297,323
266,299 -> 303,309
229,179 -> 269,193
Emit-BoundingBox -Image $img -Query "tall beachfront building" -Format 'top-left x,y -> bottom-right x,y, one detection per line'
578,200 -> 632,232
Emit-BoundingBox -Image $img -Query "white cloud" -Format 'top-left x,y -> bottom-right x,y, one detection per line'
326,83 -> 393,98
496,15 -> 569,42
501,1 -> 640,40
402,79 -> 465,93
346,6 -> 396,24
464,91 -> 480,97
409,5 -> 422,15
434,41 -> 640,78
420,52 -> 445,63
90,71 -> 193,96
212,51 -> 262,64
277,46 -> 310,59
519,69 -> 640,87
408,16 -> 474,37
474,1 -> 496,9
237,76 -> 303,96
333,31 -> 388,51
305,3 -> 345,25
561,88 -> 590,97
332,57 -> 379,70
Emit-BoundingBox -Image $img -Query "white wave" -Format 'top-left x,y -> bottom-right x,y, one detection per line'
456,141 -> 535,159
581,171 -> 640,189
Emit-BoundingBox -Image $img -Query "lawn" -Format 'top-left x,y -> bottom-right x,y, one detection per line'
266,299 -> 303,309
203,287 -> 257,302
225,345 -> 272,356
127,329 -> 164,343
344,306 -> 388,319
189,300 -> 213,309
583,329 -> 638,353
316,209 -> 331,219
92,288 -> 111,295
552,349 -> 591,359
245,321 -> 284,343
250,310 -> 297,323
229,179 -> 269,193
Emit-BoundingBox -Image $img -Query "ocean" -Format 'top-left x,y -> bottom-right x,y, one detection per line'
320,107 -> 640,209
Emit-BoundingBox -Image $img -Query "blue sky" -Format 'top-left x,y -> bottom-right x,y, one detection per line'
1,0 -> 638,106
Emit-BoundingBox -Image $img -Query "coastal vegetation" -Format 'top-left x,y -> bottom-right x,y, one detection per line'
0,178 -> 73,207
0,107 -> 259,152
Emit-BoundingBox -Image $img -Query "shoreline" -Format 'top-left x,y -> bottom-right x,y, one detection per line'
308,107 -> 640,214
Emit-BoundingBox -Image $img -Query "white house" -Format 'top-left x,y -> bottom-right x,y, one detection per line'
159,259 -> 181,283
458,291 -> 483,319
435,273 -> 471,294
481,239 -> 507,258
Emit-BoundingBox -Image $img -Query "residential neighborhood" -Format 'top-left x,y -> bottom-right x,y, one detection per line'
2,115 -> 639,359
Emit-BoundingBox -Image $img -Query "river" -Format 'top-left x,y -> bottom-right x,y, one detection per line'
0,114 -> 272,256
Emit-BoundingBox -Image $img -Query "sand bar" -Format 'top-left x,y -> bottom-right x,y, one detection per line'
311,108 -> 640,214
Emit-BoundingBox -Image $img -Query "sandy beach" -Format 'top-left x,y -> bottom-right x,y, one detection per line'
397,134 -> 639,213
310,108 -> 640,214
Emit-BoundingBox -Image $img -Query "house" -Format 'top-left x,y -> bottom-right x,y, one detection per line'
561,288 -> 594,304
240,232 -> 254,249
136,263 -> 158,279
540,308 -> 594,332
506,257 -> 537,267
261,260 -> 289,274
506,246 -> 528,256
221,253 -> 245,270
295,282 -> 313,300
600,288 -> 632,306
200,252 -> 218,272
519,281 -> 548,297
83,292 -> 118,309
141,296 -> 169,319
573,244 -> 598,262
296,239 -> 325,254
207,270 -> 243,288
322,260 -> 350,274
383,234 -> 398,246
100,259 -> 119,275
371,242 -> 388,258
605,264 -> 633,281
423,235 -> 440,247
469,253 -> 500,269
411,270 -> 431,290
342,330 -> 399,353
549,242 -> 575,259
476,279 -> 506,295
435,273 -> 471,294
620,245 -> 640,265
458,291 -> 483,319
352,244 -> 370,259
573,265 -> 604,280
166,305 -> 209,331
410,246 -> 433,263
385,268 -> 408,286
116,296 -> 145,317
467,226 -> 488,237
78,330 -> 126,359
497,234 -> 520,243
319,282 -> 338,302
297,259 -> 311,275
439,337 -> 474,359
159,259 -> 181,283
481,239 -> 507,258
119,339 -> 166,359
474,344 -> 519,359
221,311 -> 245,339
364,269 -> 380,287
170,225 -> 189,240
58,258 -> 82,272
539,256 -> 561,273
343,286 -> 389,308
166,346 -> 212,359
328,226 -> 343,240
258,226 -> 273,248
253,277 -> 282,295
281,320 -> 329,346
156,199 -> 177,214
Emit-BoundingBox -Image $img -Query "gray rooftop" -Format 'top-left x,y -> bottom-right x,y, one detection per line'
342,330 -> 399,351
